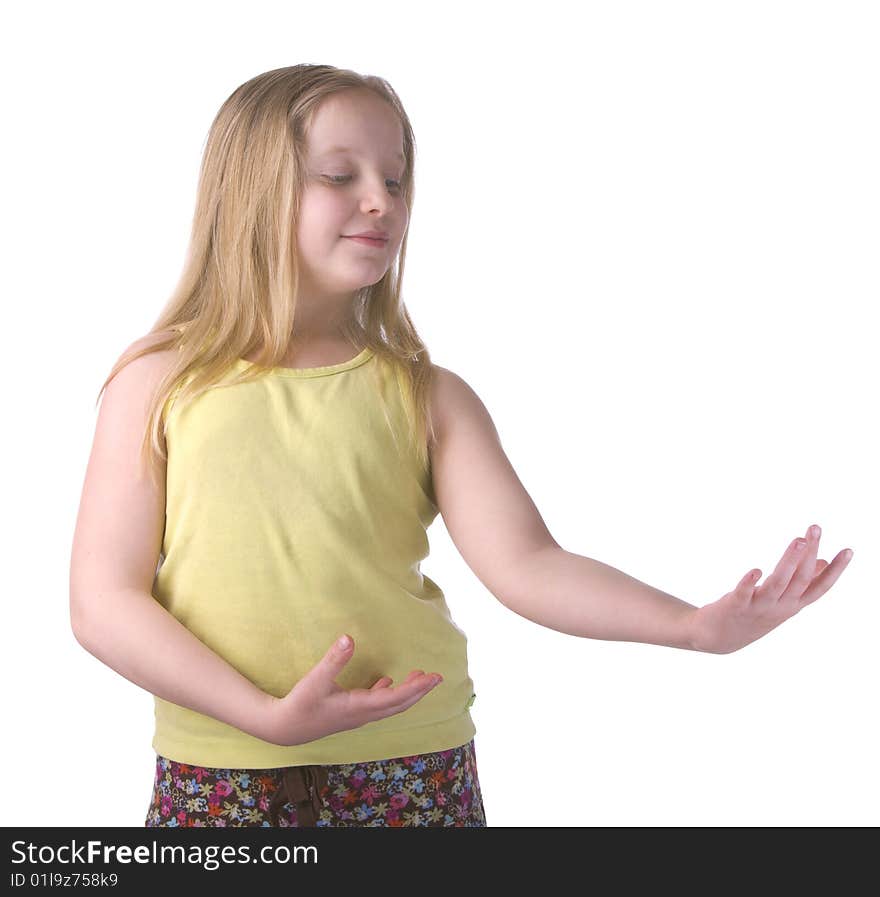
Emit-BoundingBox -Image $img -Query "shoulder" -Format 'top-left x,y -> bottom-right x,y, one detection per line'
100,337 -> 184,442
428,363 -> 497,447
107,335 -> 180,394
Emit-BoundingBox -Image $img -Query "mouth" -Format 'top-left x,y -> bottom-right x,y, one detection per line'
343,235 -> 389,247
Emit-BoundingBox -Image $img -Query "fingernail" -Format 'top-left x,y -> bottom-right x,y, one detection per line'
810,525 -> 821,539
430,676 -> 442,686
795,539 -> 806,550
337,635 -> 351,650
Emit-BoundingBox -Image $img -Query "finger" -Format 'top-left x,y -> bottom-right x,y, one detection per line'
781,524 -> 821,601
390,672 -> 440,699
370,670 -> 424,690
799,548 -> 854,607
384,671 -> 441,703
736,568 -> 761,598
757,537 -> 807,602
814,558 -> 829,576
358,673 -> 441,716
387,675 -> 443,712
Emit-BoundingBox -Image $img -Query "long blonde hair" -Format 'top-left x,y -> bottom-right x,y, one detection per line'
96,64 -> 435,490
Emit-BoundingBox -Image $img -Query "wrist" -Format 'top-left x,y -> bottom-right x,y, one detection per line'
247,690 -> 282,744
685,606 -> 710,653
687,606 -> 737,655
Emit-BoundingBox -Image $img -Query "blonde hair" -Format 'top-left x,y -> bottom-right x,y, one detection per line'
96,64 -> 436,490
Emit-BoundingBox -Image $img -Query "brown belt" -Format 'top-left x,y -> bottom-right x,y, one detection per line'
267,764 -> 331,827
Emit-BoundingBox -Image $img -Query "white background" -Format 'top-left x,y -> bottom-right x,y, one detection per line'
3,0 -> 876,827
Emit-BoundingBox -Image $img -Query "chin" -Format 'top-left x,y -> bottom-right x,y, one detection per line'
349,268 -> 393,289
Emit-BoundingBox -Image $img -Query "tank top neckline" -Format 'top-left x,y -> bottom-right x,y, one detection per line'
231,346 -> 374,379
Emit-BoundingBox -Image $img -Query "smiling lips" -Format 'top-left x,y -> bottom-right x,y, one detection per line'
344,235 -> 388,247
347,230 -> 388,239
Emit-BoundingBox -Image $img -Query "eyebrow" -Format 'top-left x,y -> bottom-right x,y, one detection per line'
317,146 -> 406,162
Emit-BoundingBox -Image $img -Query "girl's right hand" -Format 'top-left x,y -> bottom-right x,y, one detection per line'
260,635 -> 444,747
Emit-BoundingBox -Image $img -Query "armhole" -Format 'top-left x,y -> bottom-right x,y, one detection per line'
425,365 -> 444,509
427,364 -> 446,450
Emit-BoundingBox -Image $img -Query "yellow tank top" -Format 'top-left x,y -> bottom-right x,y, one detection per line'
152,347 -> 476,768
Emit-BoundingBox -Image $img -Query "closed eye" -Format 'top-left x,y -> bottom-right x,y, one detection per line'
324,174 -> 402,191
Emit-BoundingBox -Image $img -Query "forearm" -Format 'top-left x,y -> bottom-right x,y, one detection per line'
71,588 -> 275,740
503,546 -> 700,651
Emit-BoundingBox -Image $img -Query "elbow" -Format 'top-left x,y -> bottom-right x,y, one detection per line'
494,542 -> 563,616
69,595 -> 94,651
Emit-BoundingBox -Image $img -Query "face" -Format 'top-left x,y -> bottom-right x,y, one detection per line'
296,89 -> 409,304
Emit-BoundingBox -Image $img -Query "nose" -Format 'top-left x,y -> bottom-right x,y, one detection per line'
358,174 -> 396,216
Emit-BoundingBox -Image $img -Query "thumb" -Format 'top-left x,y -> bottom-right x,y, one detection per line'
319,634 -> 354,676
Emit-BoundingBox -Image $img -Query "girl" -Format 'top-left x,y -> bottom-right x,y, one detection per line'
69,64 -> 853,828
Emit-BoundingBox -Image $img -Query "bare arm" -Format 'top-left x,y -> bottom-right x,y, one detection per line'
498,545 -> 698,649
427,365 -> 698,650
428,366 -> 851,655
73,587 -> 277,739
70,342 -> 274,741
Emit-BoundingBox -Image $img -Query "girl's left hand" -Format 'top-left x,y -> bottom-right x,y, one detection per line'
690,524 -> 854,654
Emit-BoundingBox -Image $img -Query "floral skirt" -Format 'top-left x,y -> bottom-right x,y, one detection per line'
145,738 -> 487,827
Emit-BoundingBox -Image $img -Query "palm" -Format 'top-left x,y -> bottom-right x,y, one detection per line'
691,524 -> 853,654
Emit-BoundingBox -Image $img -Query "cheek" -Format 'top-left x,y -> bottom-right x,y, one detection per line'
301,186 -> 347,219
298,200 -> 348,247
